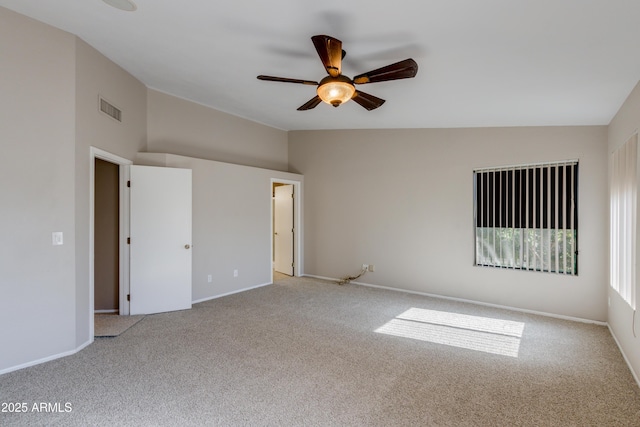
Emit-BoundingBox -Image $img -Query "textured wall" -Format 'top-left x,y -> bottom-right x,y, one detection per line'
136,153 -> 302,302
0,7 -> 77,372
290,126 -> 608,321
147,90 -> 288,171
607,79 -> 640,384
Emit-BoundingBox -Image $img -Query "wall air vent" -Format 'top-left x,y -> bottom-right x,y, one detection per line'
99,96 -> 122,122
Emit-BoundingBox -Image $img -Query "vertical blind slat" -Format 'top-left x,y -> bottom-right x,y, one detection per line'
562,164 -> 567,274
547,166 -> 551,271
512,168 -> 516,268
610,135 -> 637,309
523,170 -> 531,270
552,167 -> 560,272
569,165 -> 575,273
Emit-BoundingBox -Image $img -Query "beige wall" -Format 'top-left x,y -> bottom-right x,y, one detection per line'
607,80 -> 640,383
74,38 -> 148,345
289,126 -> 608,321
0,7 -> 77,371
146,90 -> 288,171
1,6 -> 148,372
1,5 -> 293,373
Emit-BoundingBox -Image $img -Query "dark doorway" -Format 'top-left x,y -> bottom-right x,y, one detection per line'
94,158 -> 119,313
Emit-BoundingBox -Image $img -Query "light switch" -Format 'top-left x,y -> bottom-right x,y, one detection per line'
52,232 -> 63,246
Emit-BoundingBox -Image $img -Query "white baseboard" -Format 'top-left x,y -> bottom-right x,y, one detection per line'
303,274 -> 607,326
304,274 -> 340,282
3,281 -> 275,375
309,273 -> 637,389
0,338 -> 93,376
608,325 -> 640,389
3,278 -> 619,380
192,282 -> 272,305
94,309 -> 118,314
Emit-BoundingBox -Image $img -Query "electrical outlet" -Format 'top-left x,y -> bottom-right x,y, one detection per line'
207,274 -> 212,283
368,264 -> 375,272
52,232 -> 63,246
233,269 -> 238,278
362,264 -> 369,271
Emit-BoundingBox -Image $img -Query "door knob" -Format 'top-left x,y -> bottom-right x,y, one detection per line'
184,244 -> 190,249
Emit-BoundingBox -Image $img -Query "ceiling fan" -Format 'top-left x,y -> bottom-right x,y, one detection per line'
257,35 -> 418,111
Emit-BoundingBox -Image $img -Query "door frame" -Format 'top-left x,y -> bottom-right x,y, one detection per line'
273,183 -> 294,276
270,178 -> 302,282
89,147 -> 132,334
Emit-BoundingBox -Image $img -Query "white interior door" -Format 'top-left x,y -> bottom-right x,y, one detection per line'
129,165 -> 192,315
274,184 -> 294,276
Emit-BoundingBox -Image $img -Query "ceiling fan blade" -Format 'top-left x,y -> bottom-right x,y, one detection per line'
351,90 -> 385,111
353,58 -> 418,84
311,35 -> 342,77
257,75 -> 318,85
297,95 -> 322,111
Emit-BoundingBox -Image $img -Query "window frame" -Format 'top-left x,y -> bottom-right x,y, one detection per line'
473,160 -> 579,275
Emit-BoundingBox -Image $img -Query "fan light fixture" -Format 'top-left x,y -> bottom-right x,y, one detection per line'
317,76 -> 355,107
257,35 -> 418,111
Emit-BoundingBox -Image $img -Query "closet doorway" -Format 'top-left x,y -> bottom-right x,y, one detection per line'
94,158 -> 120,313
273,183 -> 294,276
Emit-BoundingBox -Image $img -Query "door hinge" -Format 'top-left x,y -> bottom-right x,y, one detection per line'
127,294 -> 130,301
127,237 -> 130,244
291,193 -> 294,198
291,262 -> 294,267
127,180 -> 130,188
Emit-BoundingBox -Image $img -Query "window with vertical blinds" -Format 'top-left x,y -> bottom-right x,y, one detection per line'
473,160 -> 579,275
610,135 -> 637,309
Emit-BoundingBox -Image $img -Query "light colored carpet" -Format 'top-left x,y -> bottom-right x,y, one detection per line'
1,275 -> 639,426
94,314 -> 145,337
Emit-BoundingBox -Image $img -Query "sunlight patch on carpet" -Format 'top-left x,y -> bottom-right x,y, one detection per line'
375,308 -> 524,357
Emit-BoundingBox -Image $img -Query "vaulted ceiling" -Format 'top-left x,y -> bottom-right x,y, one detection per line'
3,0 -> 640,131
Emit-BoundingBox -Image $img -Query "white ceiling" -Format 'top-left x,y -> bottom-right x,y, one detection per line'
3,0 -> 640,131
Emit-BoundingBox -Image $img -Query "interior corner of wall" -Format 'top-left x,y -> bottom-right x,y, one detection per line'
135,152 -> 168,166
